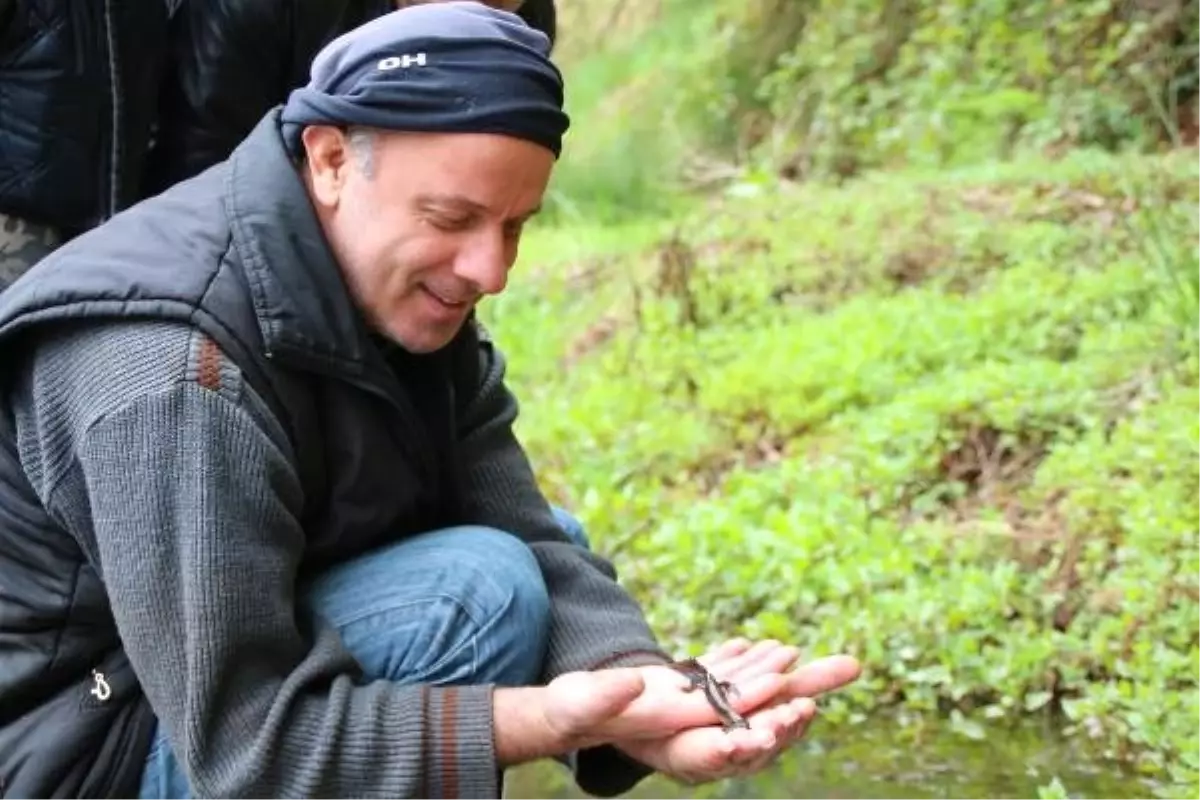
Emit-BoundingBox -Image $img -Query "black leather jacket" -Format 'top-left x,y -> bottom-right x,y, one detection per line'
143,0 -> 558,193
0,0 -> 169,232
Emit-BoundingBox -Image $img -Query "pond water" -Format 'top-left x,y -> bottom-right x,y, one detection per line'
503,714 -> 1161,799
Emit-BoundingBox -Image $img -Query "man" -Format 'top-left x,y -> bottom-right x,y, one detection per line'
142,0 -> 558,196
0,4 -> 860,798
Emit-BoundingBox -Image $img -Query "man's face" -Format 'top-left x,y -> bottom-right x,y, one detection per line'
303,128 -> 554,353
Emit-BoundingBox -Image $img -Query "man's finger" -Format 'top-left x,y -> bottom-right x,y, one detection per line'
653,669 -> 789,732
632,675 -> 834,787
696,637 -> 752,669
655,723 -> 744,776
705,639 -> 784,679
719,643 -> 800,683
737,698 -> 818,774
781,655 -> 862,698
723,723 -> 777,766
627,695 -> 808,787
743,695 -> 813,738
788,698 -> 817,742
723,672 -> 789,716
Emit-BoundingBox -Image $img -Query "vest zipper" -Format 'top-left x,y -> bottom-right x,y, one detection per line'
69,3 -> 88,76
102,0 -> 121,220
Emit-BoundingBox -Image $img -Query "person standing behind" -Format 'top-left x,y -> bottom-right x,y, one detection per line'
0,0 -> 169,288
142,0 -> 557,195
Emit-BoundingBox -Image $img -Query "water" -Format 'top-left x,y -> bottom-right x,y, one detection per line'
503,714 -> 1161,799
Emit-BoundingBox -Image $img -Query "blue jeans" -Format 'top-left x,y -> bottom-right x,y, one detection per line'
138,508 -> 589,799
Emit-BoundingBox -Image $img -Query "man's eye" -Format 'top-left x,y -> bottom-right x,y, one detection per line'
429,215 -> 471,231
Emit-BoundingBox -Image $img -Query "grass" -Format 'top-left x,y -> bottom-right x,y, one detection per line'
481,145 -> 1200,798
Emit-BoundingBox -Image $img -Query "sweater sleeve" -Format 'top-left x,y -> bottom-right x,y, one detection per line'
12,321 -> 498,799
454,327 -> 670,797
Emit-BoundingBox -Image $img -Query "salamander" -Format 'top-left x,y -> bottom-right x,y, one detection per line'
667,657 -> 750,731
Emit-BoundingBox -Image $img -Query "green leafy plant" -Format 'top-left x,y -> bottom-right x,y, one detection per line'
485,146 -> 1198,798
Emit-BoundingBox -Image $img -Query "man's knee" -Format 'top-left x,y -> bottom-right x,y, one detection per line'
303,525 -> 551,687
431,526 -> 552,655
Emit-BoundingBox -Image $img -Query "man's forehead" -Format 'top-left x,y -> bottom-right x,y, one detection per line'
396,0 -> 524,9
416,193 -> 543,218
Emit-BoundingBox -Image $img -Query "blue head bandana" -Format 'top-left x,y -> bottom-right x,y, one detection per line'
280,2 -> 570,158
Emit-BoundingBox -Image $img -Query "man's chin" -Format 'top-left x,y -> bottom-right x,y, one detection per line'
382,319 -> 467,354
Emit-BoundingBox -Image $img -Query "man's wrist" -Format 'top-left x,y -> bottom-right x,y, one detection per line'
493,685 -> 572,767
588,648 -> 673,671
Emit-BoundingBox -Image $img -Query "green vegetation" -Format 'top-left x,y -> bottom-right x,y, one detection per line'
489,1 -> 1198,797
489,147 -> 1197,796
546,0 -> 1196,223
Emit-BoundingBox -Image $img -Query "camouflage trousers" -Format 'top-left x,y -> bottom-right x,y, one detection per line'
1,213 -> 63,291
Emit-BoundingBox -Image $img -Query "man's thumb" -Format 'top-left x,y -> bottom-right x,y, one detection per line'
585,668 -> 646,718
547,668 -> 646,736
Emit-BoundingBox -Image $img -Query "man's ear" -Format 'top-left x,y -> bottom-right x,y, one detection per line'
301,125 -> 351,209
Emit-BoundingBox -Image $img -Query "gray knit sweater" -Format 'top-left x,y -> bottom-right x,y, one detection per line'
10,319 -> 668,798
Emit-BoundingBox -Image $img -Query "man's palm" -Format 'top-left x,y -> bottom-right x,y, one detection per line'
618,643 -> 860,782
540,639 -> 861,781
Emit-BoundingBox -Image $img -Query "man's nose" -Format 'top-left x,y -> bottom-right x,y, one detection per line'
454,233 -> 510,296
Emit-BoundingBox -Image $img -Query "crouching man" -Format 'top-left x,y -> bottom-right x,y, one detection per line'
0,3 -> 860,797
